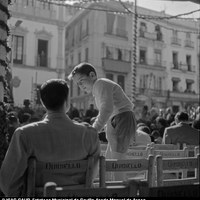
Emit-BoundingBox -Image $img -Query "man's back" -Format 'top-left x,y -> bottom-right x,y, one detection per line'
163,122 -> 199,145
0,113 -> 100,196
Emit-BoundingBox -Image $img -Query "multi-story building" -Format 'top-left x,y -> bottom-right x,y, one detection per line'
8,0 -> 72,106
65,0 -> 199,114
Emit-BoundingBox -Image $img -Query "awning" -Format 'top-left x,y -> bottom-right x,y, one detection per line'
186,79 -> 194,83
171,77 -> 181,82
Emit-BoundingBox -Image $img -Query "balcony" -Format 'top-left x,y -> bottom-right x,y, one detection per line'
102,58 -> 131,73
148,59 -> 166,68
139,30 -> 157,40
171,63 -> 195,72
136,88 -> 168,97
169,90 -> 199,101
184,40 -> 194,48
138,59 -> 166,70
171,37 -> 181,46
35,56 -> 50,68
104,28 -> 128,39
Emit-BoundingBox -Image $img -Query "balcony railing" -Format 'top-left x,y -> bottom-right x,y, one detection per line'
136,88 -> 168,97
35,56 -> 50,68
171,37 -> 181,46
184,40 -> 194,48
139,30 -> 157,40
102,57 -> 131,73
171,63 -> 195,72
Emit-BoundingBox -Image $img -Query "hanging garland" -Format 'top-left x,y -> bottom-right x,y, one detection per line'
0,0 -> 11,169
0,1 -> 11,19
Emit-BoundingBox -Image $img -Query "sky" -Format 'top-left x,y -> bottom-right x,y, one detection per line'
136,0 -> 200,19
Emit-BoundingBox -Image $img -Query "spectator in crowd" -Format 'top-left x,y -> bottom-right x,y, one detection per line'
165,107 -> 175,125
192,115 -> 200,130
0,79 -> 100,197
18,99 -> 34,123
151,130 -> 162,144
20,113 -> 31,126
85,104 -> 98,123
7,113 -> 20,143
162,111 -> 199,146
133,127 -> 151,146
155,116 -> 168,137
67,103 -> 80,120
69,62 -> 136,181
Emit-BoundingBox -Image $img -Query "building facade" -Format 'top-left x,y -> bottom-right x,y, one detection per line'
9,0 -> 72,107
65,0 -> 199,114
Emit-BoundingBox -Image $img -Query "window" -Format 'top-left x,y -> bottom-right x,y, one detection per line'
186,82 -> 192,92
185,79 -> 194,93
139,22 -> 146,37
13,35 -> 24,64
172,52 -> 178,69
186,55 -> 192,71
117,75 -> 125,91
37,39 -> 48,67
172,80 -> 179,92
172,30 -> 178,37
106,73 -> 113,80
85,48 -> 88,62
155,25 -> 162,41
117,49 -> 122,60
154,50 -> 161,64
139,49 -> 146,63
186,32 -> 191,39
158,77 -> 162,90
106,47 -> 113,59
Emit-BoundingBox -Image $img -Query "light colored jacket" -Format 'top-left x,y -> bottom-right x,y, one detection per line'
0,112 -> 100,197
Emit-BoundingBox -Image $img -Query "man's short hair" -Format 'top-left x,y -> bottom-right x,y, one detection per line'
175,111 -> 189,122
68,62 -> 96,80
40,79 -> 69,111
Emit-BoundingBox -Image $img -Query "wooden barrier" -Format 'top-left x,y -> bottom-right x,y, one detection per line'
44,179 -> 138,197
156,154 -> 200,186
99,155 -> 154,188
25,156 -> 95,196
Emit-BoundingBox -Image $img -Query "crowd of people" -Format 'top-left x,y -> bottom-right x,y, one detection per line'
0,62 -> 199,197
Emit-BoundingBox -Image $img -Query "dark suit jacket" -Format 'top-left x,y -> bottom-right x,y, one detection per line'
162,122 -> 199,145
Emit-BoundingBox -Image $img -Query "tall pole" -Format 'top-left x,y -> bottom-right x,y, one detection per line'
131,0 -> 138,104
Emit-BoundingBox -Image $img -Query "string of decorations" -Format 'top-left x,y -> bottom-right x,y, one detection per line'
0,0 -> 10,168
118,0 -> 199,34
36,0 -> 199,35
36,0 -> 200,20
0,1 -> 11,19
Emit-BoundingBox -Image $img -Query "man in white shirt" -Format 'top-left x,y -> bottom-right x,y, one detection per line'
0,79 -> 100,197
69,63 -> 136,181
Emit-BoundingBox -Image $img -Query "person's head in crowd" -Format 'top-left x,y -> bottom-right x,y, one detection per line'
68,62 -> 97,94
192,116 -> 200,130
137,125 -> 151,135
8,114 -> 20,129
155,116 -> 168,129
174,111 -> 189,124
39,79 -> 70,113
21,113 -> 31,125
23,99 -> 31,107
151,130 -> 162,144
137,122 -> 146,128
